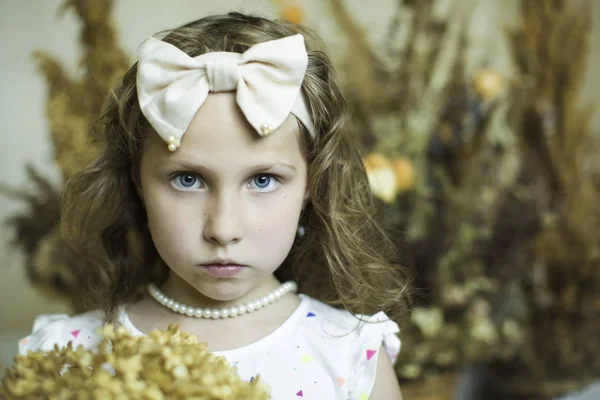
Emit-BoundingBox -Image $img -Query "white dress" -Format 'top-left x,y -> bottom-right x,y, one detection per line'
19,294 -> 400,400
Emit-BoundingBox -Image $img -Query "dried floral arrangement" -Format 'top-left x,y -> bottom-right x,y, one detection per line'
1,325 -> 270,399
3,0 -> 598,397
487,0 -> 600,397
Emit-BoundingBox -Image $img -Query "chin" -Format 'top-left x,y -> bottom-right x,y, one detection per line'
193,279 -> 248,302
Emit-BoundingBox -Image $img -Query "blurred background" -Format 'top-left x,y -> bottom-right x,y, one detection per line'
1,0 -> 599,398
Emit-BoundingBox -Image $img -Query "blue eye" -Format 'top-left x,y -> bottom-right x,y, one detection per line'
172,173 -> 202,190
250,174 -> 279,192
254,175 -> 270,188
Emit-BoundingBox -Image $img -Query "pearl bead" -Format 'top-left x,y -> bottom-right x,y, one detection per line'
211,310 -> 220,319
166,299 -> 174,307
230,306 -> 239,317
179,305 -> 187,314
268,294 -> 275,303
193,308 -> 203,318
261,297 -> 269,306
238,305 -> 247,315
220,308 -> 229,318
173,303 -> 180,312
260,123 -> 274,135
168,143 -> 177,151
247,303 -> 255,312
202,309 -> 212,318
186,308 -> 195,317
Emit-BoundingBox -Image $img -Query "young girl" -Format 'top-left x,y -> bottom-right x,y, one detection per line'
20,12 -> 409,399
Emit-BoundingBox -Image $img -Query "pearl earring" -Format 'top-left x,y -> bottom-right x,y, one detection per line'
296,225 -> 306,238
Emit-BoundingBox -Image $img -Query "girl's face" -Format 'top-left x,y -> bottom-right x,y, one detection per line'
139,93 -> 308,303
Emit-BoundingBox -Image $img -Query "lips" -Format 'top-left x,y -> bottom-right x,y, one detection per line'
201,258 -> 242,266
200,264 -> 246,278
199,259 -> 246,278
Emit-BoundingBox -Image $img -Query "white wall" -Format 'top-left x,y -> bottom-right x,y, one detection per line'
1,0 -> 598,370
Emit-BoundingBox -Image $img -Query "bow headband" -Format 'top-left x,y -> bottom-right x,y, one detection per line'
136,34 -> 314,152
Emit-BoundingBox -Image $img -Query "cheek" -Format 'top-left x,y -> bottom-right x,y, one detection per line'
145,192 -> 200,260
251,216 -> 298,269
249,194 -> 303,243
249,177 -> 306,239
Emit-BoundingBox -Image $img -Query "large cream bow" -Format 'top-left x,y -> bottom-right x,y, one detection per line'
136,34 -> 314,151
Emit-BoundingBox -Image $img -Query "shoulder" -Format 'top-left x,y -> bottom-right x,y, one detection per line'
18,310 -> 106,355
300,295 -> 401,358
297,295 -> 402,399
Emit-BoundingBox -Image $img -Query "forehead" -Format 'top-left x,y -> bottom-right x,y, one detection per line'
144,92 -> 304,164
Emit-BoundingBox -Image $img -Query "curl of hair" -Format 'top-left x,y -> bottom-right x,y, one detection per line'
60,12 -> 411,323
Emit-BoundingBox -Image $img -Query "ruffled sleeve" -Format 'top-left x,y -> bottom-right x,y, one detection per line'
18,310 -> 105,355
347,311 -> 401,400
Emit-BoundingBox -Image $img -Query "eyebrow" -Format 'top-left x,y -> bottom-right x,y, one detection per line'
159,159 -> 297,173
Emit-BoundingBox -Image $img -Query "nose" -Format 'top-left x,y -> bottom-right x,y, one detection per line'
203,191 -> 242,246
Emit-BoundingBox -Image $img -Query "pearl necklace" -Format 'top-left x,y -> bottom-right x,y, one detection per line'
147,281 -> 297,319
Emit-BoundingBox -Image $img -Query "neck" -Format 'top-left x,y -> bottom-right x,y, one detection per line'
159,273 -> 282,309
